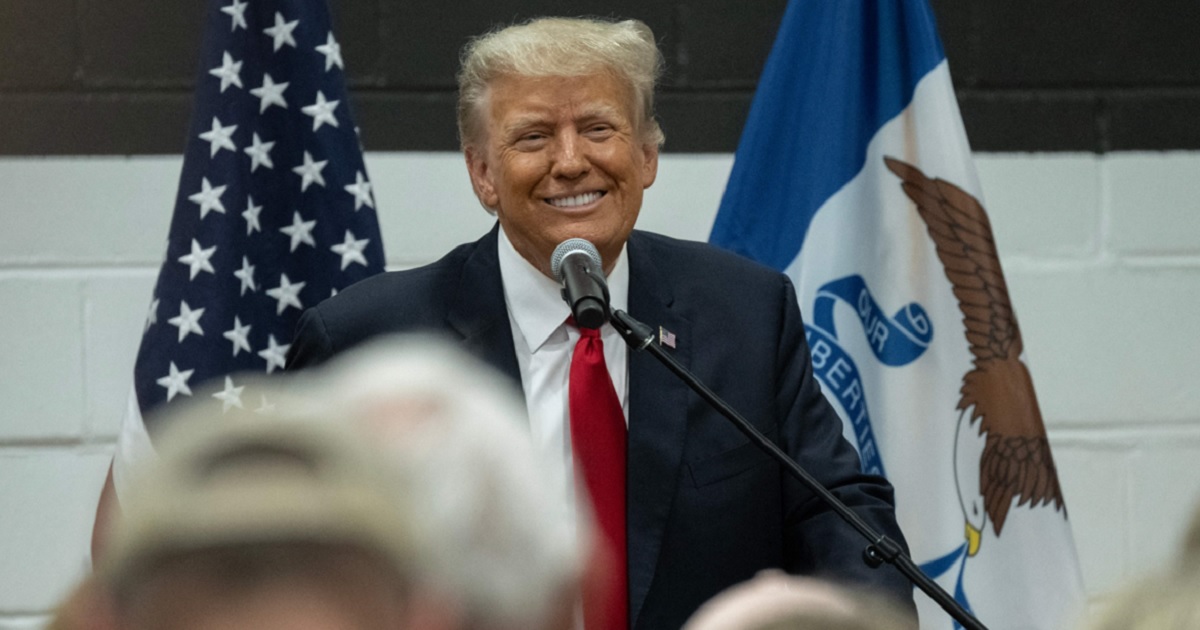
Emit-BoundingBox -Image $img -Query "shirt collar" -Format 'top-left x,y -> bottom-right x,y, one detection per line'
497,225 -> 629,353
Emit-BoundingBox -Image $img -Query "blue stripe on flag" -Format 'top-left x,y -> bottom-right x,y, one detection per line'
710,0 -> 945,270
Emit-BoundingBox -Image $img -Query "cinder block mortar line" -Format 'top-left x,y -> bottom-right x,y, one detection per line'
1098,156 -> 1115,263
1117,255 -> 1200,268
1047,420 -> 1200,440
0,613 -> 50,624
80,291 -> 95,440
0,266 -> 159,276
0,438 -> 115,450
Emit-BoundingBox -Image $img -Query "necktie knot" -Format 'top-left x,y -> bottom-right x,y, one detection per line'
566,315 -> 602,339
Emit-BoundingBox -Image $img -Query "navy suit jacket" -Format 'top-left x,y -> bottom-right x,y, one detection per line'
286,226 -> 914,629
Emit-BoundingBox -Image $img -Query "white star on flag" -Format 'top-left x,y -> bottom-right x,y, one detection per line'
220,0 -> 248,31
233,256 -> 257,295
292,151 -> 328,191
280,211 -> 317,251
331,230 -> 370,270
212,376 -> 246,412
343,170 -> 374,210
263,12 -> 299,51
244,133 -> 275,171
258,335 -> 290,374
177,238 -> 218,280
266,273 -> 306,315
301,91 -> 340,131
131,0 -> 386,419
144,297 -> 159,332
188,177 -> 227,219
242,197 -> 263,235
315,32 -> 344,71
223,316 -> 253,356
250,73 -> 289,113
167,300 -> 206,342
208,52 -> 243,93
199,116 -> 238,158
156,361 -> 195,402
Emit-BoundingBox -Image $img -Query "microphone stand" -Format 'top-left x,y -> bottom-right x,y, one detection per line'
609,309 -> 989,630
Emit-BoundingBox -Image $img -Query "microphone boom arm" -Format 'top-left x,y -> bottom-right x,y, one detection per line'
608,308 -> 989,630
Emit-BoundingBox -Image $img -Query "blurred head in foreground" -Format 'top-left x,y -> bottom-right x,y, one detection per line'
681,570 -> 917,630
1075,503 -> 1200,630
1077,569 -> 1200,630
293,335 -> 585,630
96,397 -> 422,630
96,336 -> 584,630
1184,500 -> 1200,570
47,577 -> 109,630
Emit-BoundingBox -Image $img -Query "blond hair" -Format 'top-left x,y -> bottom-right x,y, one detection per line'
457,16 -> 666,149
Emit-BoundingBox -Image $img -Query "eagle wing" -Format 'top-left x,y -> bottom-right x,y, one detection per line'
884,157 -> 1065,534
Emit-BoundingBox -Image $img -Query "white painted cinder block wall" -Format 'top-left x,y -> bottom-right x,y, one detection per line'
2,152 -> 1199,627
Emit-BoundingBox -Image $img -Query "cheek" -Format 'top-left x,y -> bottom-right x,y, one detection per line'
621,198 -> 643,228
497,154 -> 545,193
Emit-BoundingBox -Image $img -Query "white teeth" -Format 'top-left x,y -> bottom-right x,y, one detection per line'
547,192 -> 602,208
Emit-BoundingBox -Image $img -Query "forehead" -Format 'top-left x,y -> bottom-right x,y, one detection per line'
483,72 -> 637,124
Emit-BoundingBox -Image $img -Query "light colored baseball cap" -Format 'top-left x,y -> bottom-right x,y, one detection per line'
98,396 -> 418,592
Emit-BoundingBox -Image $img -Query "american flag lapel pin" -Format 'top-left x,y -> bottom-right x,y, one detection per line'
658,326 -> 677,349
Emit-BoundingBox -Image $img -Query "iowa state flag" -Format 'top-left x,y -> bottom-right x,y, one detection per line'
710,1 -> 1085,628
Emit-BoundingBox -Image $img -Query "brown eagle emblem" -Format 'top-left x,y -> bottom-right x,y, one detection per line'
885,157 -> 1066,556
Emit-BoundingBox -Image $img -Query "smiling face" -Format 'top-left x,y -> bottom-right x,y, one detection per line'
465,72 -> 659,277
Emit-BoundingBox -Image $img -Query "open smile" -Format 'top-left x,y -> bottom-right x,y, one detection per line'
545,191 -> 606,209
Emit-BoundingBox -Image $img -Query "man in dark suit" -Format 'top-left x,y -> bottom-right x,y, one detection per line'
287,16 -> 913,630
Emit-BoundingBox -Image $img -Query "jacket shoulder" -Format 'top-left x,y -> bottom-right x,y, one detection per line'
631,230 -> 788,292
290,239 -> 480,365
323,242 -> 472,322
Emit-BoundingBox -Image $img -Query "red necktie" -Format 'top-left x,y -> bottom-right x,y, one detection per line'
569,322 -> 628,630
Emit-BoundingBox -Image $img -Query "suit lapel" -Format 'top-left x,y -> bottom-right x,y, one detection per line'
624,232 -> 691,628
446,225 -> 522,385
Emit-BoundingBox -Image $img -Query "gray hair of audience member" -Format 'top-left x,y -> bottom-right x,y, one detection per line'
1184,501 -> 1200,569
682,570 -> 917,630
1077,569 -> 1200,630
456,16 -> 666,150
95,388 -> 422,627
287,336 -> 584,630
1074,506 -> 1200,630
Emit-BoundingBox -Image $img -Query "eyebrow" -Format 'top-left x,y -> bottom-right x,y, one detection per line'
501,114 -> 550,137
501,104 -> 628,137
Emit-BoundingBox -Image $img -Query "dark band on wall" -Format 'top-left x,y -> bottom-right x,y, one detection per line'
2,0 -> 1197,155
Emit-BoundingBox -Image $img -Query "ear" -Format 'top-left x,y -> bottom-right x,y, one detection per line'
464,147 -> 500,210
640,142 -> 659,190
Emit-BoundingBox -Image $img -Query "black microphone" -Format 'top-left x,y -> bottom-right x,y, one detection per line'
550,239 -> 610,329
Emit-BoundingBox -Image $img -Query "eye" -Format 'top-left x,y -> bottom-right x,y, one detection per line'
583,129 -> 612,143
513,132 -> 548,150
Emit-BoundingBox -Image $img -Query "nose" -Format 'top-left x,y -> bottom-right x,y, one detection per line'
550,131 -> 589,180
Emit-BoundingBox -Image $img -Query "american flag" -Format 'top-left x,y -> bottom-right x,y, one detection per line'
132,0 -> 385,423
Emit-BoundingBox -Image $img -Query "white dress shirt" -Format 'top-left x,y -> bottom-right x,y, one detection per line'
496,227 -> 630,535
